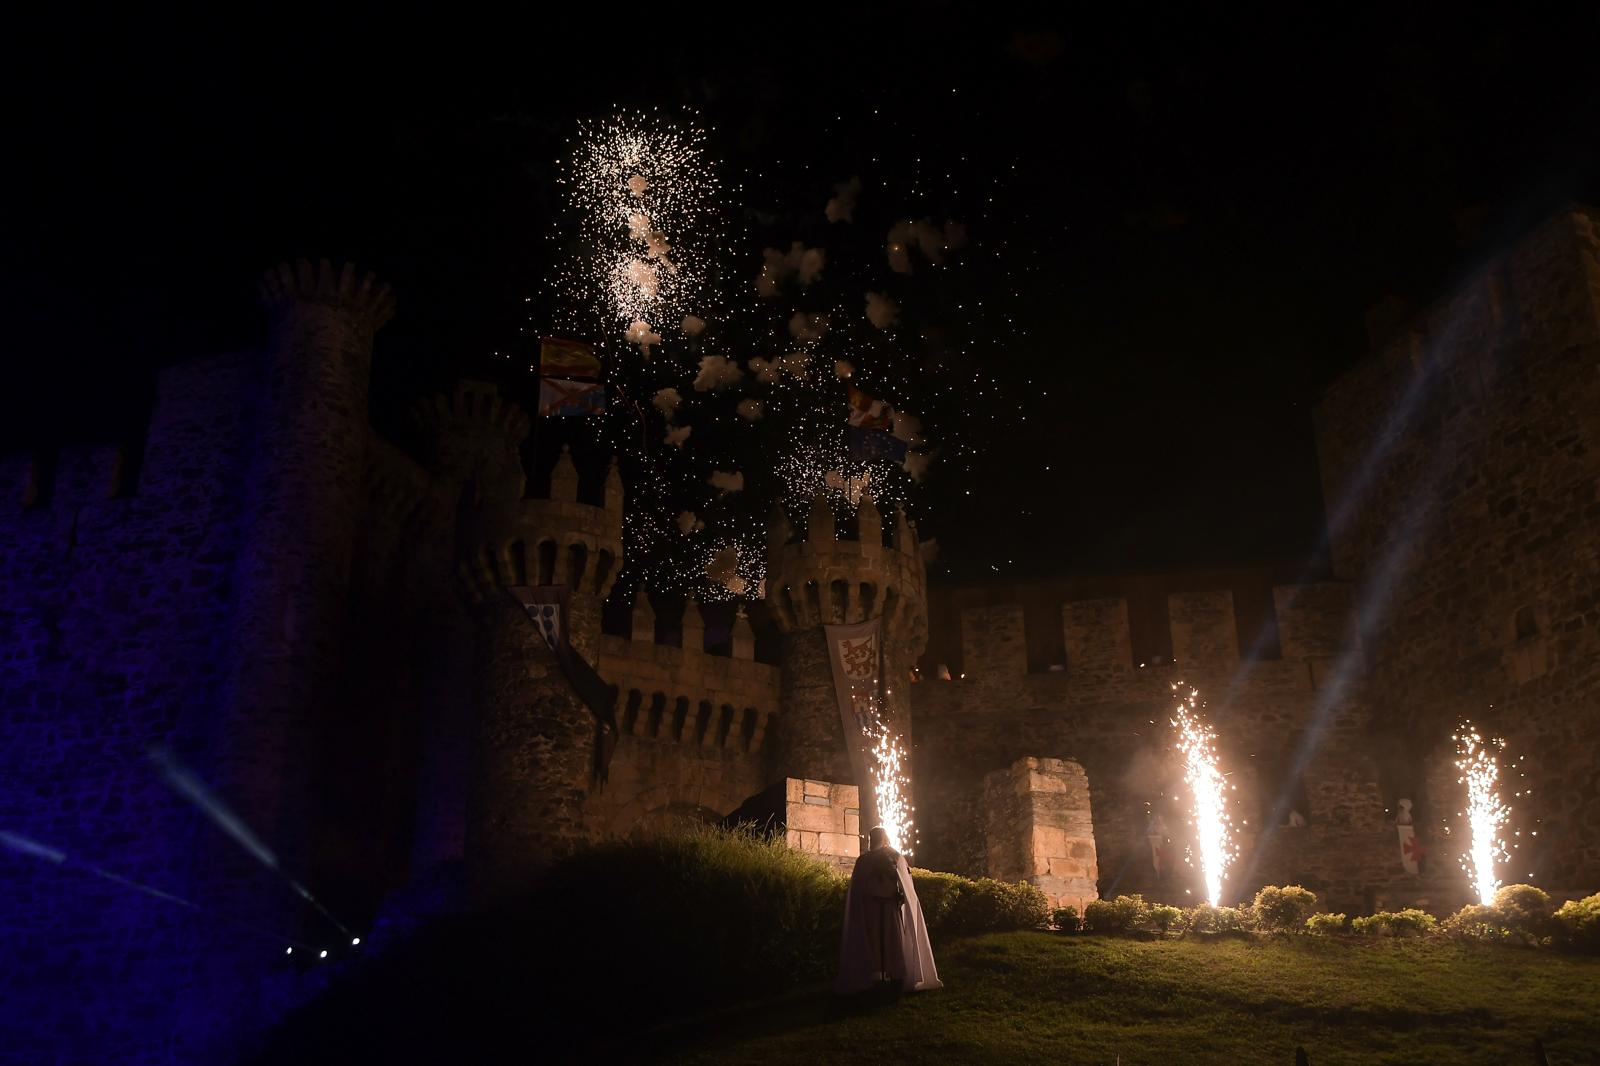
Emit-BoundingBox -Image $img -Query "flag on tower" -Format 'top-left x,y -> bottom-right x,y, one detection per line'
845,385 -> 908,462
846,384 -> 893,430
538,377 -> 605,417
540,336 -> 601,379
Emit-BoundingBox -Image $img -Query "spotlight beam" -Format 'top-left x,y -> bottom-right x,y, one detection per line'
2,828 -> 317,953
147,746 -> 354,938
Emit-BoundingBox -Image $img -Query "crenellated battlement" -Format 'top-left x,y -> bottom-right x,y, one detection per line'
456,445 -> 626,605
598,593 -> 779,754
953,580 -> 1361,688
412,379 -> 531,502
258,258 -> 395,333
0,444 -> 129,514
764,491 -> 927,648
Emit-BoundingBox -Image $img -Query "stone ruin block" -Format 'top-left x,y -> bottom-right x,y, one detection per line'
983,756 -> 1098,911
1063,597 -> 1133,681
1169,590 -> 1239,672
783,777 -> 860,873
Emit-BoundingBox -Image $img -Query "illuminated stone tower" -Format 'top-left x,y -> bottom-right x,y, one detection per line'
214,260 -> 394,875
418,381 -> 625,900
764,492 -> 928,788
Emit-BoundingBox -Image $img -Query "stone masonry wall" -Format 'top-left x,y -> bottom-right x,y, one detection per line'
1315,207 -> 1600,900
584,614 -> 778,834
912,582 -> 1446,913
0,354 -> 257,1065
785,778 -> 862,874
983,757 -> 1099,911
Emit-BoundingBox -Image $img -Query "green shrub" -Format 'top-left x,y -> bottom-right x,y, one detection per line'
1051,906 -> 1081,933
1144,904 -> 1184,935
531,821 -> 848,1011
1185,903 -> 1244,935
1250,885 -> 1320,933
950,877 -> 1051,933
1442,903 -> 1518,944
908,869 -> 968,933
1304,912 -> 1347,935
1083,894 -> 1150,934
1351,909 -> 1437,938
1492,884 -> 1554,939
1553,893 -> 1600,953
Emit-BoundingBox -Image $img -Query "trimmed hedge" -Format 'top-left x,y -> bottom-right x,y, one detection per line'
1352,909 -> 1437,938
1305,912 -> 1347,935
1065,882 -> 1598,953
1084,894 -> 1150,934
1250,885 -> 1319,933
910,869 -> 1050,936
1554,892 -> 1600,953
1185,903 -> 1244,935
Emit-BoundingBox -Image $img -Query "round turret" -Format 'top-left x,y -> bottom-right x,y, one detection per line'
412,379 -> 531,505
764,491 -> 928,783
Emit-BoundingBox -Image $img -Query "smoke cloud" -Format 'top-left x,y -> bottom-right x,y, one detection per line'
865,291 -> 900,329
693,355 -> 745,392
681,314 -> 706,336
891,409 -> 923,444
736,398 -> 765,420
902,450 -> 932,481
788,312 -> 829,343
707,470 -> 745,494
652,387 -> 683,416
825,175 -> 862,223
757,242 -> 827,297
664,425 -> 692,448
626,319 -> 661,355
886,219 -> 967,273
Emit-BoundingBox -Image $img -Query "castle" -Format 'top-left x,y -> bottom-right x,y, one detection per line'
4,209 -> 1600,1062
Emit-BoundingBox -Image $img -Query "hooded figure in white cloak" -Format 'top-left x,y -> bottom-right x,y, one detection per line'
836,826 -> 942,994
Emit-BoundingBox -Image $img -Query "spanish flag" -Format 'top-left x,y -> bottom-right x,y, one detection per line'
846,384 -> 894,430
540,337 -> 601,380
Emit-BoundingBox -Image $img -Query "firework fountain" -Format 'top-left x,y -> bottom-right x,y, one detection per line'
868,717 -> 914,854
1171,684 -> 1238,907
1454,723 -> 1511,906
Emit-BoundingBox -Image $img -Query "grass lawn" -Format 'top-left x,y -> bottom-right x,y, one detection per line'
634,933 -> 1600,1065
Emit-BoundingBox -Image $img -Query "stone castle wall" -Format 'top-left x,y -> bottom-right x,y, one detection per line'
0,355 -> 258,1064
583,621 -> 778,835
7,209 -> 1600,1062
911,581 -> 1468,912
1315,206 -> 1600,898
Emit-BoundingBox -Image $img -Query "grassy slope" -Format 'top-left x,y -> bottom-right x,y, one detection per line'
643,933 -> 1600,1065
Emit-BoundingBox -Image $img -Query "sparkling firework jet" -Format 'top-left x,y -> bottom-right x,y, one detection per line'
1171,684 -> 1237,907
868,720 -> 914,854
1454,724 -> 1510,906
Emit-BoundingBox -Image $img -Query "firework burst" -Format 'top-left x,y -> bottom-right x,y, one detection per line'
555,110 -> 722,351
1454,724 -> 1511,906
1172,684 -> 1237,907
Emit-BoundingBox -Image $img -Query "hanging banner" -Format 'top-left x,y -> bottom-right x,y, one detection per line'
1146,812 -> 1171,879
517,585 -> 570,655
823,617 -> 884,830
1396,798 -> 1425,876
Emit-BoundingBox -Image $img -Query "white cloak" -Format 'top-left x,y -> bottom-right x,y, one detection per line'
835,847 -> 942,994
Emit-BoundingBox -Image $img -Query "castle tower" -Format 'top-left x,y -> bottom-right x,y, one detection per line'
419,386 -> 625,900
764,492 -> 928,789
212,260 -> 393,879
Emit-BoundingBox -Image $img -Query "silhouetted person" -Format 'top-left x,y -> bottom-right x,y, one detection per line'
835,826 -> 941,994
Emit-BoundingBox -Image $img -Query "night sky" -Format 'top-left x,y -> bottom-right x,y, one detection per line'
7,8 -> 1599,581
